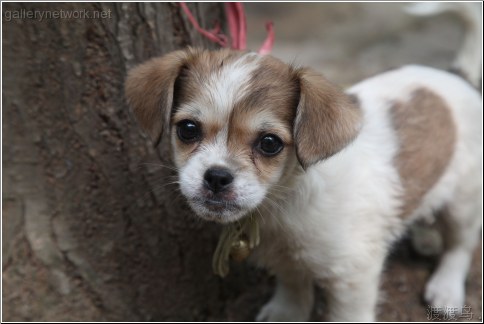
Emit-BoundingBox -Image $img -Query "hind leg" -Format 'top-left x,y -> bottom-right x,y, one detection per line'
424,185 -> 482,314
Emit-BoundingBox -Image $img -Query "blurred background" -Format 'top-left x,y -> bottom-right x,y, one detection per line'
246,3 -> 464,86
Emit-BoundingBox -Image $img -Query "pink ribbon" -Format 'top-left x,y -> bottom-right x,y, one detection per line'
179,2 -> 274,55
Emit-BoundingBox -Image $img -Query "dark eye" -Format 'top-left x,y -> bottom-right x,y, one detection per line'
258,134 -> 284,156
176,119 -> 201,143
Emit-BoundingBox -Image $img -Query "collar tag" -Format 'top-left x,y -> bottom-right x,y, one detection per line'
212,214 -> 260,278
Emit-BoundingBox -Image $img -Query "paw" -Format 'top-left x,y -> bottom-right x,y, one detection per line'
425,272 -> 465,314
256,300 -> 309,322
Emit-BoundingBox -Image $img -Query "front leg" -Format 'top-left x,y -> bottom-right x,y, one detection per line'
256,268 -> 314,321
322,264 -> 383,322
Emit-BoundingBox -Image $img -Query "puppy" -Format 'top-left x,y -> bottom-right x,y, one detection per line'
125,4 -> 482,321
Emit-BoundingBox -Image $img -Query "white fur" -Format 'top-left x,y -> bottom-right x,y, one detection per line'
203,52 -> 261,116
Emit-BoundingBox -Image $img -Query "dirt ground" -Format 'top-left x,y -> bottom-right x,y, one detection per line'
242,3 -> 482,322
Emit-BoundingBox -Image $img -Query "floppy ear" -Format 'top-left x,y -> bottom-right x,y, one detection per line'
125,50 -> 189,146
294,68 -> 362,169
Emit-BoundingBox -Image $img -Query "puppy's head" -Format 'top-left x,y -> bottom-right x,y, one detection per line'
126,48 -> 361,223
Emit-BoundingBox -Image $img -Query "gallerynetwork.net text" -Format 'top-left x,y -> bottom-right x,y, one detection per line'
3,9 -> 112,22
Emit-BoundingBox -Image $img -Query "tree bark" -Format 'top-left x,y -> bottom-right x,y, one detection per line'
2,2 -> 269,321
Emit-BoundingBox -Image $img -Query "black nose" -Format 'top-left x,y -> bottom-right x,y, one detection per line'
203,167 -> 234,193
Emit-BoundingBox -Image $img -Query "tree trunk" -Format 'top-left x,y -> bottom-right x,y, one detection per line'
2,3 -> 269,321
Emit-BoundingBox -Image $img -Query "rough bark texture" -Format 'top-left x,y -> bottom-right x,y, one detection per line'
2,2 -> 270,321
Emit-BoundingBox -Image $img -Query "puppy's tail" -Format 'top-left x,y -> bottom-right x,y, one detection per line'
405,2 -> 482,87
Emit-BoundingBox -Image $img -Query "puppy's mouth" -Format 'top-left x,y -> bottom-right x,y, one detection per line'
188,196 -> 246,223
196,197 -> 241,213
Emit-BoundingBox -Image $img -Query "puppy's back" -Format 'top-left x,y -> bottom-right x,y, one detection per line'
347,65 -> 482,221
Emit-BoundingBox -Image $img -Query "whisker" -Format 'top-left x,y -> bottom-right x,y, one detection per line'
150,181 -> 181,191
255,206 -> 266,226
149,174 -> 180,185
137,162 -> 180,172
259,199 -> 286,231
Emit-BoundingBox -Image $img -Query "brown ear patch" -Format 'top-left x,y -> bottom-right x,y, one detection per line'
125,50 -> 190,146
294,69 -> 362,169
391,88 -> 456,218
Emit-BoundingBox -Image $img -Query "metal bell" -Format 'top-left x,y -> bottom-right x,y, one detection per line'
229,238 -> 250,262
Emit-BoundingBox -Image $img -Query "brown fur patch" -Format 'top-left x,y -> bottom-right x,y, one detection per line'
391,88 -> 456,218
226,108 -> 293,184
226,56 -> 300,183
234,55 -> 300,118
294,69 -> 362,169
